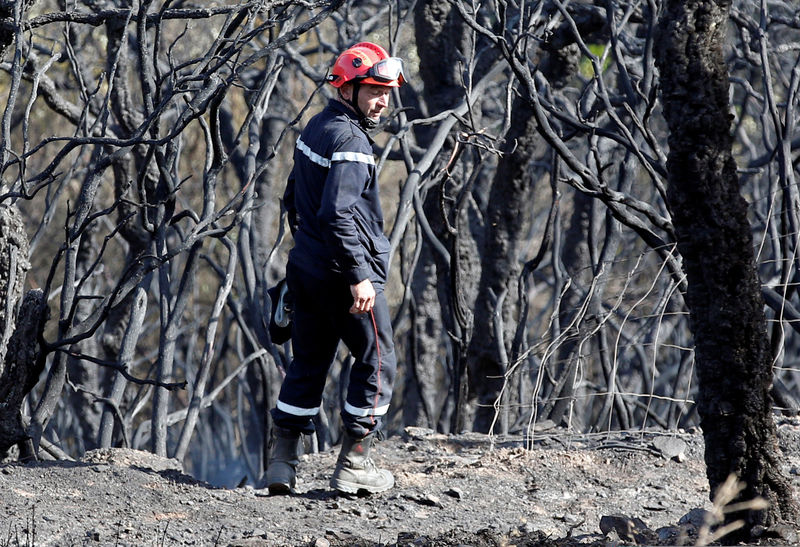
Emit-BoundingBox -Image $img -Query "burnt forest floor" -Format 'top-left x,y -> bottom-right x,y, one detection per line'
3,419 -> 800,546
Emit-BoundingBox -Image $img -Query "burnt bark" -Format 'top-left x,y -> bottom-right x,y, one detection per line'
0,289 -> 45,459
413,0 -> 469,116
96,4 -> 158,448
0,0 -> 38,59
0,204 -> 43,459
466,30 -> 583,432
66,222 -> 103,452
656,0 -> 798,538
543,189 -> 593,428
408,0 -> 471,431
467,96 -> 538,432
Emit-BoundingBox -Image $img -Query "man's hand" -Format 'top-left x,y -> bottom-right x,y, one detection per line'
350,279 -> 376,314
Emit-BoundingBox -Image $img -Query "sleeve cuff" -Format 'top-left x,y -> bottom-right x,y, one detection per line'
345,265 -> 371,285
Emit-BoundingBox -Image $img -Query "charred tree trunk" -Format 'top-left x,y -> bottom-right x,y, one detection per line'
467,34 -> 582,433
409,0 -> 471,431
413,0 -> 470,116
543,188 -> 592,429
0,204 -> 44,459
66,223 -> 103,452
467,96 -> 538,433
0,289 -> 45,460
97,7 -> 157,448
0,0 -> 37,58
656,0 -> 798,538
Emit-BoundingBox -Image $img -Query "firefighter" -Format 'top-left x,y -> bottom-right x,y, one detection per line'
264,42 -> 405,495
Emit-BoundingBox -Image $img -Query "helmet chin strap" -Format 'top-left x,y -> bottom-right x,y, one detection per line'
349,82 -> 378,130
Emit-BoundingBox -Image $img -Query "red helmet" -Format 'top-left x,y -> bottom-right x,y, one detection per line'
328,42 -> 405,88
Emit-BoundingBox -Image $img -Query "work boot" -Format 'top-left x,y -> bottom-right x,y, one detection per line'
330,431 -> 394,494
264,427 -> 301,494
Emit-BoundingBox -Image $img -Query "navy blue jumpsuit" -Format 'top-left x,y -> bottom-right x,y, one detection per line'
271,99 -> 397,438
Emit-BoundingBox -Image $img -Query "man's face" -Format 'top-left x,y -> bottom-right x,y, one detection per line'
341,83 -> 391,121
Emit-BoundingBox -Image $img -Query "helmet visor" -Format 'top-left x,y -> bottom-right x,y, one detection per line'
368,57 -> 405,84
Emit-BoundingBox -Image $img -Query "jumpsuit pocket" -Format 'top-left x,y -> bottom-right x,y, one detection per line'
353,214 -> 386,254
353,213 -> 390,280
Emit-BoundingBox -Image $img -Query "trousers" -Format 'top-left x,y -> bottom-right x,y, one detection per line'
270,262 -> 396,438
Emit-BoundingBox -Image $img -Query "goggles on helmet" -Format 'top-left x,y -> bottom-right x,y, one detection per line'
366,57 -> 405,85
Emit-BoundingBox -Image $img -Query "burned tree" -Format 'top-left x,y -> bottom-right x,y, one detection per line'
0,203 -> 43,459
656,0 -> 798,538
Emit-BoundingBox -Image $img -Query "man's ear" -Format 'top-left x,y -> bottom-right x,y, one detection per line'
339,83 -> 353,101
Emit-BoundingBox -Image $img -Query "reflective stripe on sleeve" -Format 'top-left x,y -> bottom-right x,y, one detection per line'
331,150 -> 375,165
296,138 -> 331,168
296,138 -> 375,167
343,401 -> 390,417
277,399 -> 320,416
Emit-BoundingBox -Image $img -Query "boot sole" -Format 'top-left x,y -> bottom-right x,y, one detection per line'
330,477 -> 394,495
268,482 -> 294,495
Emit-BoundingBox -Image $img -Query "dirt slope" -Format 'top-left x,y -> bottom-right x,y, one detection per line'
2,421 -> 800,546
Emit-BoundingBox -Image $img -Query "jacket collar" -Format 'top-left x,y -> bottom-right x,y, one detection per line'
327,99 -> 375,143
